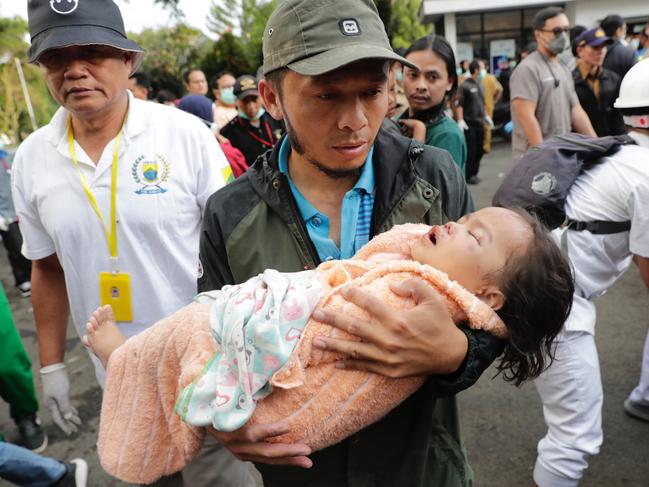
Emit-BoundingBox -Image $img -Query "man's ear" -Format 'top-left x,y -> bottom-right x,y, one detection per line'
259,79 -> 284,121
476,285 -> 506,311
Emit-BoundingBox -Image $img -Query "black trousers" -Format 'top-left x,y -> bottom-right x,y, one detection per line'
465,121 -> 485,180
0,222 -> 31,286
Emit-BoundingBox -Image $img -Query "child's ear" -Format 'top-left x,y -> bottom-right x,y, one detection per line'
476,285 -> 506,311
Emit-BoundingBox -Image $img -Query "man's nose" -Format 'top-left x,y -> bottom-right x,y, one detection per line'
63,58 -> 89,78
338,99 -> 368,132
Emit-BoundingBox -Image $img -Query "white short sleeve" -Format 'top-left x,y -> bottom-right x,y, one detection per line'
11,149 -> 56,260
195,123 -> 230,211
628,179 -> 649,258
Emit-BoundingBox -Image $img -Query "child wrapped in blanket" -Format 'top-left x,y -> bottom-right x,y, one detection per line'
83,207 -> 573,484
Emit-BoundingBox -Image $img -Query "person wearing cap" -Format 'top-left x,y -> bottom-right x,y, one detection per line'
199,1 -> 505,486
572,27 -> 625,137
12,1 -> 245,486
600,15 -> 637,79
510,7 -> 596,161
532,59 -> 649,487
220,75 -> 284,168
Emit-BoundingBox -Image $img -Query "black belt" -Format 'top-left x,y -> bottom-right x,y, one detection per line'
565,219 -> 631,234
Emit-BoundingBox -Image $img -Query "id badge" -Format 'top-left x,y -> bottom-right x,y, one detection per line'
99,272 -> 133,322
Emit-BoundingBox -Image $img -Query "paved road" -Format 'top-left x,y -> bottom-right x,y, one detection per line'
1,140 -> 647,486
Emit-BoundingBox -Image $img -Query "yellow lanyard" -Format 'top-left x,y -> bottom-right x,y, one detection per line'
67,116 -> 126,264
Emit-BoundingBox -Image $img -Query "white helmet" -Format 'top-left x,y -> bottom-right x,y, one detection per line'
615,59 -> 649,128
615,59 -> 649,110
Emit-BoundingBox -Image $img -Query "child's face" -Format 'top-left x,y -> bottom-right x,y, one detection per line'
410,207 -> 532,294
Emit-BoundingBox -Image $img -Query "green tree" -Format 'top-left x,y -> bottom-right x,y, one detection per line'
388,0 -> 429,49
207,0 -> 277,73
201,32 -> 252,81
130,23 -> 212,96
0,16 -> 57,143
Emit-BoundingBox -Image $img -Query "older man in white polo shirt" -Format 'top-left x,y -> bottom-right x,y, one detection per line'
11,1 -> 248,486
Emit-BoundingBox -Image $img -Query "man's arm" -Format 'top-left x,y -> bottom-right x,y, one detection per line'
511,98 -> 543,148
571,104 -> 597,137
312,280 -> 469,377
198,194 -> 235,293
493,78 -> 504,105
32,253 -> 70,367
634,255 -> 649,289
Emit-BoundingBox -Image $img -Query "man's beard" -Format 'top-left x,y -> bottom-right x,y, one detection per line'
284,114 -> 363,181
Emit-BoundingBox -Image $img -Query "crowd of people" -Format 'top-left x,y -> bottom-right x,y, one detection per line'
1,1 -> 648,487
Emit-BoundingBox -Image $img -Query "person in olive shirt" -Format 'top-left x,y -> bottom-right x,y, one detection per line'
199,1 -> 504,486
220,75 -> 284,168
400,35 -> 467,176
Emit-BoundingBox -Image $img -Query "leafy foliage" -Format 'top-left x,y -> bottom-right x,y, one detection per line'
207,0 -> 277,73
0,17 -> 58,144
129,24 -> 212,96
385,0 -> 429,49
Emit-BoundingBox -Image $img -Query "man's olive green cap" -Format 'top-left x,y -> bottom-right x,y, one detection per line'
262,0 -> 419,76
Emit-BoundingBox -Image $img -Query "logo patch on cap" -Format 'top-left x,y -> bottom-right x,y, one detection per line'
339,19 -> 361,36
50,0 -> 79,15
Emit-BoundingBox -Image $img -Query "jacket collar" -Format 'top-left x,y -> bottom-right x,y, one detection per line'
247,127 -> 417,234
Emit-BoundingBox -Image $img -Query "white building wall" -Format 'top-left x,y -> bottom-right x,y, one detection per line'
573,0 -> 649,27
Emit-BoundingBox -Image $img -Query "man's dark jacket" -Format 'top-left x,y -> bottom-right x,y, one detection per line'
603,39 -> 637,79
572,67 -> 625,137
198,128 -> 505,487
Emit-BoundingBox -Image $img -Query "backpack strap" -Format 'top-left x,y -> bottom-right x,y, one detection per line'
565,218 -> 631,234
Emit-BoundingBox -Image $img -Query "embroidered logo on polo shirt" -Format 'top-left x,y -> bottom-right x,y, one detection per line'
131,154 -> 170,195
50,0 -> 79,15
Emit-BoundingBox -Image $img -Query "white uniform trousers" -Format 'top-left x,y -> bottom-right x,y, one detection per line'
533,329 -> 603,487
628,328 -> 649,405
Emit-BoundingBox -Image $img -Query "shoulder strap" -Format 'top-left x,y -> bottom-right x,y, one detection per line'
565,219 -> 631,234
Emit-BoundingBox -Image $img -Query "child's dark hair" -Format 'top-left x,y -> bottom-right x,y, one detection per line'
493,209 -> 574,386
404,35 -> 458,101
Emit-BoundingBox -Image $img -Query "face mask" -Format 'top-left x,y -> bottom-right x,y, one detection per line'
456,67 -> 463,76
510,60 -> 517,68
630,38 -> 640,51
395,69 -> 403,82
547,32 -> 569,55
239,107 -> 266,121
220,87 -> 236,105
479,69 -> 487,80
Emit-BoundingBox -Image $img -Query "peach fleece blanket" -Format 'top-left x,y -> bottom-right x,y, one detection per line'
98,224 -> 506,484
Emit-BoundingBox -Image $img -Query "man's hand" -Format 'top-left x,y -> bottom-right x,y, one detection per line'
40,363 -> 82,435
311,278 -> 469,378
209,421 -> 313,468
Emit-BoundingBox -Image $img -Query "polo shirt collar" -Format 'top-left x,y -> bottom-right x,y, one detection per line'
277,136 -> 375,220
49,90 -> 146,151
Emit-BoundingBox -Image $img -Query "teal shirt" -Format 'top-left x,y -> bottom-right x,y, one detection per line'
425,116 -> 467,177
278,137 -> 375,262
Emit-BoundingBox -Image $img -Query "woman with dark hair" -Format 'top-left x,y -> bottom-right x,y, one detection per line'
399,35 -> 467,175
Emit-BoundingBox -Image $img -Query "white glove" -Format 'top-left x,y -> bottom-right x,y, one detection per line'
0,216 -> 10,232
457,119 -> 469,131
485,115 -> 495,129
40,363 -> 82,435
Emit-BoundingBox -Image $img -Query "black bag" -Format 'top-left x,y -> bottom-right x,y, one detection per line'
493,133 -> 636,232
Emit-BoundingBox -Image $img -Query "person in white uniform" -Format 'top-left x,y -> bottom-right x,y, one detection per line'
12,1 -> 249,486
533,59 -> 649,487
